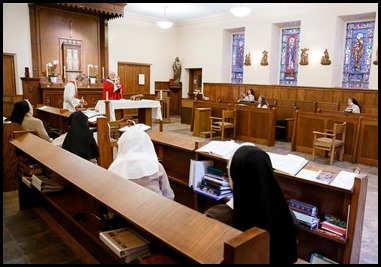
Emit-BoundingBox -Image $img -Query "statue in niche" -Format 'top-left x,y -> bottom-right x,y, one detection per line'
321,49 -> 332,65
260,50 -> 268,66
244,53 -> 251,66
373,47 -> 378,65
299,48 -> 309,65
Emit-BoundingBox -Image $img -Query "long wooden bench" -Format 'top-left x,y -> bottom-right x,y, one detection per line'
11,133 -> 270,264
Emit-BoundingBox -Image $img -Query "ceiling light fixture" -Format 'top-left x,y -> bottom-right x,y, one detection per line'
156,6 -> 173,29
230,4 -> 252,18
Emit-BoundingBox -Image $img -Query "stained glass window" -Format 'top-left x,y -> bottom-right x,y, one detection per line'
279,28 -> 300,86
342,21 -> 375,89
231,33 -> 245,83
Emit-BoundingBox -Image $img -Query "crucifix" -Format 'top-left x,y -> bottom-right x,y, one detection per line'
62,17 -> 75,38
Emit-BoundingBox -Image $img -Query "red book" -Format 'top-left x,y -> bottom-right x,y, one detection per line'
320,221 -> 347,236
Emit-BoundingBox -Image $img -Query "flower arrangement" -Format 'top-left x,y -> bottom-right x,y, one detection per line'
88,64 -> 98,78
46,60 -> 59,77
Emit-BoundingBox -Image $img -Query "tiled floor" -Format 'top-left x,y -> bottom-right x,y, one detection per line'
3,115 -> 378,264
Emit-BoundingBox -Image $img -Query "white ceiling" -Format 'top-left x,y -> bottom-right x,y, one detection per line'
124,3 -> 320,26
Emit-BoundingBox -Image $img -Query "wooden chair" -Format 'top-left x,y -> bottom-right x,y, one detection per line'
210,109 -> 237,140
312,122 -> 347,165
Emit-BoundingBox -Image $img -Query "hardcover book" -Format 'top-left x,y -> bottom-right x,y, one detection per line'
21,176 -> 33,188
99,227 -> 150,258
310,252 -> 338,264
198,183 -> 232,196
288,199 -> 318,217
31,174 -> 64,192
320,221 -> 347,236
267,152 -> 308,176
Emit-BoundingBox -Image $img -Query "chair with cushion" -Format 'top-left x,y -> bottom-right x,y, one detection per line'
210,109 -> 237,140
312,122 -> 346,165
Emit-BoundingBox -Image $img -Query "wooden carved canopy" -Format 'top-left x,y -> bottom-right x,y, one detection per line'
28,3 -> 126,20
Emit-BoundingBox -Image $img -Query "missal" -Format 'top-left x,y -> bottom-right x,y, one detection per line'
195,140 -> 239,159
267,152 -> 308,176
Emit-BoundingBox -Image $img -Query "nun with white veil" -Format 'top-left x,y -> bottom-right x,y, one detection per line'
108,125 -> 174,200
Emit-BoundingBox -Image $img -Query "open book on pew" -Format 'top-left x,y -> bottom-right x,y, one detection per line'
195,140 -> 239,159
267,152 -> 308,176
119,123 -> 151,132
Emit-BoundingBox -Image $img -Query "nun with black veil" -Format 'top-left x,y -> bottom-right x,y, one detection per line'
62,111 -> 99,163
205,143 -> 298,264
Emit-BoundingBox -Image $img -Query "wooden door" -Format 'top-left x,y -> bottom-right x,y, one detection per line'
3,54 -> 16,96
118,63 -> 150,96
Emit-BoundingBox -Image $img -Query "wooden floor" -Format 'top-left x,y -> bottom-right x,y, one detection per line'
3,115 -> 378,264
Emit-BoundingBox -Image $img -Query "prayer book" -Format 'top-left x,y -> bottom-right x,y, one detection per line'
310,252 -> 338,264
195,140 -> 239,159
267,152 -> 308,176
99,227 -> 150,258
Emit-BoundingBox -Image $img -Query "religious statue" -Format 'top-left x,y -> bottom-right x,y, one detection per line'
260,50 -> 269,66
299,48 -> 309,65
321,49 -> 331,65
373,47 -> 378,65
244,53 -> 251,66
173,57 -> 182,83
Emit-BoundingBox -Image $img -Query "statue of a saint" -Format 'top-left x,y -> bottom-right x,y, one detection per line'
173,57 -> 182,83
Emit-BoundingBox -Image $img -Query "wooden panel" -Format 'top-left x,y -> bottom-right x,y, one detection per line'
356,117 -> 378,166
3,54 -> 16,95
3,122 -> 21,192
316,101 -> 340,112
118,63 -> 150,96
292,111 -> 362,164
203,83 -> 378,108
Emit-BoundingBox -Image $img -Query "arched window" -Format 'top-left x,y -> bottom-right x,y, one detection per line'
231,33 -> 245,83
279,28 -> 300,86
342,20 -> 375,89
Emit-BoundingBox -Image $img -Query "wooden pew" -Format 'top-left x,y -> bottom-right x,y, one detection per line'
360,105 -> 378,116
3,122 -> 21,191
11,133 -> 270,264
316,101 -> 340,112
274,105 -> 298,142
191,101 -> 276,146
295,100 -> 317,113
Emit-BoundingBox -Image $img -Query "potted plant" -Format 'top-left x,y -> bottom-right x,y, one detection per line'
47,60 -> 59,83
88,64 -> 98,84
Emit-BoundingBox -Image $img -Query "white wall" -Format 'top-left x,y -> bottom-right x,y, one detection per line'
3,3 -> 378,97
3,3 -> 32,95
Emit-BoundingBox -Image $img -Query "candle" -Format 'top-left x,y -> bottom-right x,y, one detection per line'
46,64 -> 48,77
106,91 -> 109,101
87,64 -> 90,78
63,65 -> 66,78
102,67 -> 105,80
160,90 -> 163,100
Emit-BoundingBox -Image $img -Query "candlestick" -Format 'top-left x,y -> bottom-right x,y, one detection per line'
102,67 -> 105,80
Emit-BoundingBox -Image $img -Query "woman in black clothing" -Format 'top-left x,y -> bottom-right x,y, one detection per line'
205,144 -> 298,264
62,111 -> 99,162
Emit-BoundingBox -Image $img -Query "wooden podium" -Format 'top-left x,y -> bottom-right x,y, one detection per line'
193,107 -> 211,137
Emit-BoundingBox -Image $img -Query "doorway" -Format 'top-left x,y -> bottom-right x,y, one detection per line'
188,68 -> 202,94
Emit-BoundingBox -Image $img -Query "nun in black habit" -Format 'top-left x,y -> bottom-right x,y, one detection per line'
205,143 -> 298,264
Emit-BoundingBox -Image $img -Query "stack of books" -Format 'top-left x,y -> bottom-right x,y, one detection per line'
320,214 -> 347,237
194,166 -> 232,201
288,199 -> 320,230
17,156 -> 43,176
99,227 -> 150,263
31,174 -> 65,194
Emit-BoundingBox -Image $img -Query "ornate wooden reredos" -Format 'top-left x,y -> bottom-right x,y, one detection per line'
28,3 -> 126,79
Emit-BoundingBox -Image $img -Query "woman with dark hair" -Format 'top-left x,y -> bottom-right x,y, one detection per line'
238,88 -> 255,102
343,97 -> 361,113
205,144 -> 298,264
10,99 -> 52,142
257,95 -> 269,108
62,111 -> 99,162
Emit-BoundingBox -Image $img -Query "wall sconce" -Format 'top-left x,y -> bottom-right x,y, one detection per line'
321,49 -> 331,65
244,52 -> 251,66
373,47 -> 378,65
156,6 -> 173,29
299,48 -> 309,66
260,50 -> 269,66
